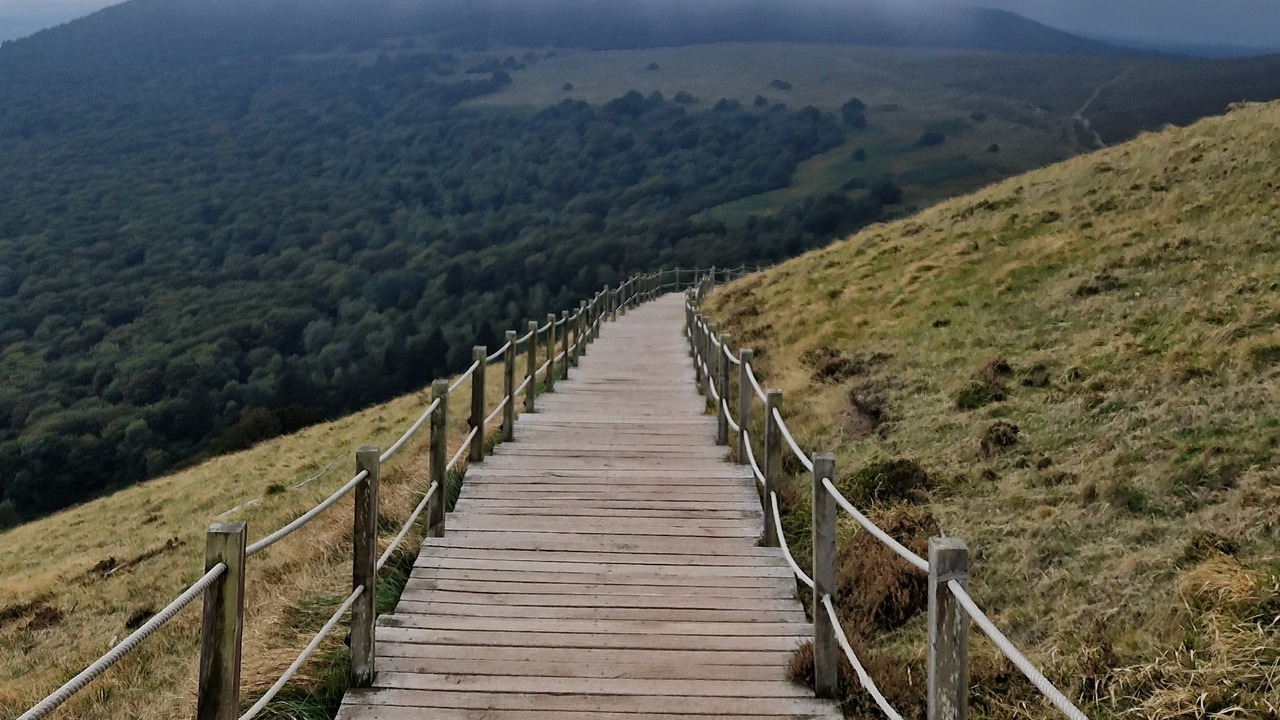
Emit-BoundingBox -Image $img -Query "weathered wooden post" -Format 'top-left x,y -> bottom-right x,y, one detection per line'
560,310 -> 570,380
762,389 -> 783,547
592,296 -> 601,341
469,347 -> 486,463
579,300 -> 591,351
503,331 -> 516,442
706,323 -> 720,411
812,453 -> 838,698
544,314 -> 557,393
737,348 -> 754,466
716,333 -> 732,445
427,379 -> 448,537
524,321 -> 538,413
571,308 -> 582,368
197,521 -> 246,720
693,314 -> 704,388
350,446 -> 379,688
929,539 -> 970,720
619,280 -> 628,317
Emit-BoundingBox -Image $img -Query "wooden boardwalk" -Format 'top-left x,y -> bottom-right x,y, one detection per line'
337,294 -> 840,719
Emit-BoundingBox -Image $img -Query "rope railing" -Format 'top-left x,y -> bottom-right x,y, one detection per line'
377,482 -> 438,572
246,470 -> 368,557
770,491 -> 814,589
822,477 -> 928,573
687,270 -> 1090,720
379,397 -> 441,464
239,584 -> 365,720
16,563 -> 228,720
449,360 -> 481,394
820,594 -> 904,720
485,343 -> 510,364
12,266 -> 717,720
949,580 -> 1090,720
773,408 -> 813,473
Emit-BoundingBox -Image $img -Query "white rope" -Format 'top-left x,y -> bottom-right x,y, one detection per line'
770,491 -> 813,589
17,564 -> 227,720
380,397 -> 441,463
821,478 -> 928,573
246,470 -> 368,557
484,396 -> 509,427
485,342 -> 511,364
515,375 -> 532,397
538,320 -> 553,334
448,428 -> 478,471
537,359 -> 551,377
517,331 -> 534,345
723,398 -> 740,433
722,343 -> 741,365
707,371 -> 721,403
742,428 -> 766,491
745,363 -> 768,402
554,351 -> 566,363
821,594 -> 904,720
773,408 -> 814,472
948,580 -> 1091,720
377,482 -> 439,572
449,360 -> 481,394
238,584 -> 365,720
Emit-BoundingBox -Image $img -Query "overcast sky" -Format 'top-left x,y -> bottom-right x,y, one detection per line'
2,0 -> 1279,48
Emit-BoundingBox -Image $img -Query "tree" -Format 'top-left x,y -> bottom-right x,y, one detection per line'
841,97 -> 867,128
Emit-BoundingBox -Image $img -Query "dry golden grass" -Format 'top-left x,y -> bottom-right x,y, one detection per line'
0,346 -> 545,719
707,100 -> 1280,718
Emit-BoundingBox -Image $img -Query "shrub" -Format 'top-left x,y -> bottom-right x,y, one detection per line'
835,504 -> 938,631
979,420 -> 1019,458
837,458 -> 930,506
769,79 -> 793,90
1181,530 -> 1240,564
956,380 -> 1005,410
852,148 -> 867,162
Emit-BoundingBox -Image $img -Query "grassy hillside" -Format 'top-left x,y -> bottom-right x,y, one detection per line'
0,356 -> 522,719
706,101 -> 1280,718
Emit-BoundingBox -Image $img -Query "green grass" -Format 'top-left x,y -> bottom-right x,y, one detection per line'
707,99 -> 1280,719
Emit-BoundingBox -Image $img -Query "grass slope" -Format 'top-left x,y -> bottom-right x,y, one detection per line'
707,101 -> 1280,718
0,356 -> 525,719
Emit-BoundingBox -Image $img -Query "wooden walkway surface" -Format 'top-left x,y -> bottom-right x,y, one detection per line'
337,294 -> 840,719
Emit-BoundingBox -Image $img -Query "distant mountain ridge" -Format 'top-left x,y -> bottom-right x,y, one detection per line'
0,0 -> 1143,81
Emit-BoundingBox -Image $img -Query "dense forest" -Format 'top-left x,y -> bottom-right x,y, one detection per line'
0,46 -> 899,524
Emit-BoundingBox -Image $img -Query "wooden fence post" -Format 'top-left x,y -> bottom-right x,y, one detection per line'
929,538 -> 970,720
503,331 -> 516,442
544,315 -> 557,393
524,321 -> 538,413
737,348 -> 753,466
350,446 -> 379,688
197,521 -> 246,720
619,280 -> 628,316
560,310 -> 571,380
427,379 -> 448,537
707,323 -> 720,411
762,389 -> 783,547
716,333 -> 731,445
571,308 -> 582,368
812,453 -> 838,698
470,347 -> 486,463
692,315 -> 704,388
580,300 -> 591,350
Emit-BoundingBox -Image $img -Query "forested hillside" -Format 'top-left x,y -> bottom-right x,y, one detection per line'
0,44 -> 879,524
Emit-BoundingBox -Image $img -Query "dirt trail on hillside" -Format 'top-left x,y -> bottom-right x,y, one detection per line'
1074,66 -> 1137,149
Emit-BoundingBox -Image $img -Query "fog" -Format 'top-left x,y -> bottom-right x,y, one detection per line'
2,0 -> 1278,50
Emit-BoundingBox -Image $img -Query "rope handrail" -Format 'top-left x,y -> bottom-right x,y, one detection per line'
449,360 -> 481,394
742,428 -> 766,491
238,584 -> 365,720
723,398 -> 740,433
17,563 -> 228,720
948,580 -> 1090,720
538,320 -> 553,334
379,397 -> 441,464
770,491 -> 813,589
772,408 -> 814,473
821,594 -> 904,720
517,330 -> 534,345
246,470 -> 368,558
484,396 -> 509,427
515,375 -> 532,397
377,482 -> 438,572
537,359 -> 552,377
744,362 -> 768,402
821,477 -> 928,573
722,343 -> 740,365
448,428 -> 478,471
485,343 -> 511,364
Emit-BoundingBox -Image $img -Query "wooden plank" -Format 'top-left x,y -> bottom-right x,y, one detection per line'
339,689 -> 838,716
335,294 -> 837,720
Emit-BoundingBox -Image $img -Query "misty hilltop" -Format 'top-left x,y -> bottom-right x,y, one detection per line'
0,0 -> 1144,80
